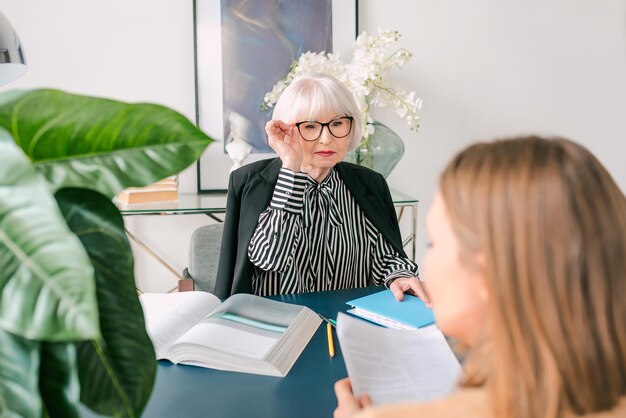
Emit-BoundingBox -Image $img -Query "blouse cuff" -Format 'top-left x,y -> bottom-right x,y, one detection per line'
383,269 -> 418,287
270,168 -> 308,214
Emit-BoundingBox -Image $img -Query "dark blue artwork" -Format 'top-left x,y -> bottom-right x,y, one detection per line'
220,0 -> 332,153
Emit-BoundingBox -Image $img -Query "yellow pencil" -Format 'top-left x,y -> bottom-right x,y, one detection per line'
326,322 -> 335,358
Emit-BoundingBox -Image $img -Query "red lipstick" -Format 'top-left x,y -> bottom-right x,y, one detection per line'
316,151 -> 335,157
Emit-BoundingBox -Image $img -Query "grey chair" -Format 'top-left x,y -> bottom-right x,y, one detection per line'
181,223 -> 224,293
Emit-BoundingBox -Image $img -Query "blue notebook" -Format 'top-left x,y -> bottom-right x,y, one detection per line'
346,289 -> 435,329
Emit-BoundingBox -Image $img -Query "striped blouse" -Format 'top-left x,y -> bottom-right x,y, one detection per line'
247,167 -> 419,296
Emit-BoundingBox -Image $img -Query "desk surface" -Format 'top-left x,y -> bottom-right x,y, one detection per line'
116,189 -> 418,215
139,287 -> 374,418
79,287 -> 371,418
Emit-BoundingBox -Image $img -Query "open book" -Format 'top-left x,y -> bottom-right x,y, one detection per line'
139,291 -> 321,377
337,313 -> 462,405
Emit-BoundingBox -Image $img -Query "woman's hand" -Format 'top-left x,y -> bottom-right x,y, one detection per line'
334,378 -> 372,418
265,119 -> 303,171
389,277 -> 432,307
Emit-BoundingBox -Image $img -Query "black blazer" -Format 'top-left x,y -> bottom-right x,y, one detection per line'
214,158 -> 408,299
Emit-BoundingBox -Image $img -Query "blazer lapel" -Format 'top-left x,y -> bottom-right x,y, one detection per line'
336,162 -> 405,256
336,162 -> 383,219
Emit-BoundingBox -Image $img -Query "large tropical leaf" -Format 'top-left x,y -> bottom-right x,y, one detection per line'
0,328 -> 42,418
55,188 -> 156,417
0,131 -> 99,341
0,89 -> 213,198
39,342 -> 80,418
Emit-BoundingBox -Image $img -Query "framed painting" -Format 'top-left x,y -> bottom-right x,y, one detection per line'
194,0 -> 358,192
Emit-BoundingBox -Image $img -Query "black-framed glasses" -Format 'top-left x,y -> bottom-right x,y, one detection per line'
294,116 -> 353,142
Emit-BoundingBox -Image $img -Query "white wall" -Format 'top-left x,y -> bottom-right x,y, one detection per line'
2,0 -> 625,286
0,0 -> 207,292
360,0 -> 626,262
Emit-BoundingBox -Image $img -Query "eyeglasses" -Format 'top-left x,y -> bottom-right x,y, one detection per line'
294,116 -> 353,142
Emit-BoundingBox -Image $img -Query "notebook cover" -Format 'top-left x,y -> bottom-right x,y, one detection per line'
346,289 -> 435,329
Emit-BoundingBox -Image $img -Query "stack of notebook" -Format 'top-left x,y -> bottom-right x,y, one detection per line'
116,176 -> 178,205
346,289 -> 435,329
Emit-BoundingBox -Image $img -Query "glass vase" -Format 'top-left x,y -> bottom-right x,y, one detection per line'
345,121 -> 405,178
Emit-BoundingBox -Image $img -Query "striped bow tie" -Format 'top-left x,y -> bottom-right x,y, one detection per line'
302,182 -> 343,228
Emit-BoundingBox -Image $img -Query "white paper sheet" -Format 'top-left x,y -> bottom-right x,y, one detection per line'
174,322 -> 279,359
336,313 -> 463,405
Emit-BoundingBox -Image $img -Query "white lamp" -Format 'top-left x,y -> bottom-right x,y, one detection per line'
0,11 -> 27,86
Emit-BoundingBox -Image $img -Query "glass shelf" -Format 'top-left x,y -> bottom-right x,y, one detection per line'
116,189 -> 417,215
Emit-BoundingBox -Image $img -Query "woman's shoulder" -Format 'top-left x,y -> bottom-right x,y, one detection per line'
583,396 -> 626,418
228,158 -> 282,188
357,390 -> 626,418
357,388 -> 490,418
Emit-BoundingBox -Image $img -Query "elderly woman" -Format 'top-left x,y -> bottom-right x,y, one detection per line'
215,74 -> 427,302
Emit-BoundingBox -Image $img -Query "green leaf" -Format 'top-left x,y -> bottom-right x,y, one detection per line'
0,130 -> 99,341
0,329 -> 42,418
39,342 -> 80,418
0,89 -> 212,198
55,188 -> 156,417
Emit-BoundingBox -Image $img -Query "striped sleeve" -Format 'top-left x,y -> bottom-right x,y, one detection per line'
247,168 -> 308,272
269,168 -> 308,213
370,230 -> 420,286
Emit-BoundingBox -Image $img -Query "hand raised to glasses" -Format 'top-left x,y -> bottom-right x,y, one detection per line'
265,119 -> 303,172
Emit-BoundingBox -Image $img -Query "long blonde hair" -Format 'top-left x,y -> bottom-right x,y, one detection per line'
440,137 -> 626,418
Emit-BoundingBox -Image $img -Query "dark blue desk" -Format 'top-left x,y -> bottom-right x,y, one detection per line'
139,287 -> 375,418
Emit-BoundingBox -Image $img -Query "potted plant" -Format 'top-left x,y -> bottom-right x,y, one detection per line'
0,89 -> 212,417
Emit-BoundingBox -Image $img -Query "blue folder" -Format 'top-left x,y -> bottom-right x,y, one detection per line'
346,289 -> 435,329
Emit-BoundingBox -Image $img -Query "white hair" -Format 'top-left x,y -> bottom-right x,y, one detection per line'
272,74 -> 362,150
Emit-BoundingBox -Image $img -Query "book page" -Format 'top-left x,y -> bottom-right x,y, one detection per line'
209,293 -> 304,327
347,308 -> 419,330
336,313 -> 462,405
170,293 -> 302,359
172,320 -> 281,359
139,292 -> 222,358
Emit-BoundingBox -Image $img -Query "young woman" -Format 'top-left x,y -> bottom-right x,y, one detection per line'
216,74 -> 428,303
335,137 -> 626,418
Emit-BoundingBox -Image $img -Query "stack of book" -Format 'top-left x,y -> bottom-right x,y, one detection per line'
116,176 -> 179,205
